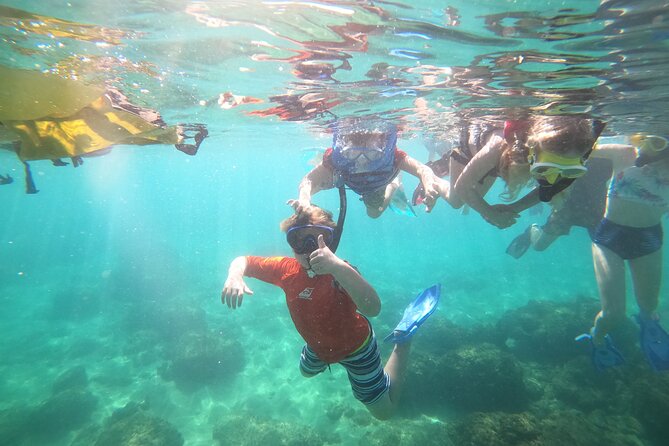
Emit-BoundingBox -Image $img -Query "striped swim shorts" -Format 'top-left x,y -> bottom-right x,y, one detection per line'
299,332 -> 390,405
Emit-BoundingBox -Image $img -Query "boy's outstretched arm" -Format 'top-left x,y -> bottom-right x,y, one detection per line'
290,163 -> 335,212
454,136 -> 518,228
309,235 -> 381,317
399,155 -> 440,212
222,256 -> 254,310
589,143 -> 636,172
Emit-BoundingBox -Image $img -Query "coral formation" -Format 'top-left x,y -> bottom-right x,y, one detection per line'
496,298 -> 600,363
407,342 -> 532,413
0,368 -> 97,443
92,402 -> 184,446
449,410 -> 647,446
212,413 -> 334,446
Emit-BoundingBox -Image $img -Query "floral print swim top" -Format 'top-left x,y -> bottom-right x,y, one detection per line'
608,163 -> 669,209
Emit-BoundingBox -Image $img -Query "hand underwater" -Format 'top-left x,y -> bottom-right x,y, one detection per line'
308,234 -> 341,276
222,276 -> 254,309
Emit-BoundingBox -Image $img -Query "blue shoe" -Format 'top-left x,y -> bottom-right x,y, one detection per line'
636,315 -> 669,372
384,284 -> 440,344
575,332 -> 625,371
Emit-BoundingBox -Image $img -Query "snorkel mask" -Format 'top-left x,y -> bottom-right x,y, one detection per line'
631,134 -> 669,167
286,225 -> 335,255
332,118 -> 397,175
528,147 -> 588,184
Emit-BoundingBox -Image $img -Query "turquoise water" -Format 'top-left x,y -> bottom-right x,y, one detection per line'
1,1 -> 669,445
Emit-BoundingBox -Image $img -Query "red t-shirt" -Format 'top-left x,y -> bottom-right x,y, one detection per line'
322,147 -> 407,170
245,256 -> 371,363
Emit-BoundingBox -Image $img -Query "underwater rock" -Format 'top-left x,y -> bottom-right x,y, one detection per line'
52,365 -> 88,394
409,342 -> 531,413
415,317 -> 494,355
212,413 -> 334,446
548,359 -> 632,413
358,415 -> 452,446
449,412 -> 541,446
403,352 -> 451,413
449,410 -> 647,446
0,407 -> 31,445
94,402 -> 184,446
538,410 -> 646,446
160,330 -> 245,392
0,369 -> 96,443
496,298 -> 601,363
32,388 -> 98,437
66,337 -> 103,359
631,371 -> 669,445
70,423 -> 104,446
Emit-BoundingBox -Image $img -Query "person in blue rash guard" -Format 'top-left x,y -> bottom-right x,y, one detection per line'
290,117 -> 441,218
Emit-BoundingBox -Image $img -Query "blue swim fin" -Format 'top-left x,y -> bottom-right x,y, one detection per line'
636,315 -> 669,371
575,332 -> 625,371
384,284 -> 440,344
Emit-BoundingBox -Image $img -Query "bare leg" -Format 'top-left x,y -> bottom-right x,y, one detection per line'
365,176 -> 401,218
365,342 -> 411,420
629,249 -> 662,318
591,243 -> 627,344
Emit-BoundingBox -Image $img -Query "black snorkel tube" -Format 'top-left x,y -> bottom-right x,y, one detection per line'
329,183 -> 347,253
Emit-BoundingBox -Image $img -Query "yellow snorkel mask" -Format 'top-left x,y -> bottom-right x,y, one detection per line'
630,134 -> 668,154
631,134 -> 669,167
528,147 -> 588,184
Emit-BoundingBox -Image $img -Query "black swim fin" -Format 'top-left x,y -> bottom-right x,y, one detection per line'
506,225 -> 533,259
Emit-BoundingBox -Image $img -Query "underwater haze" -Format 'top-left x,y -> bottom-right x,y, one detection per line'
1,1 -> 669,445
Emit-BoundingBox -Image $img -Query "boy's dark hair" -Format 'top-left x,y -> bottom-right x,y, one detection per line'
280,206 -> 337,232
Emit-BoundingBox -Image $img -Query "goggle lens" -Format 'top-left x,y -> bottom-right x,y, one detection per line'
341,147 -> 385,161
286,225 -> 334,255
530,164 -> 587,179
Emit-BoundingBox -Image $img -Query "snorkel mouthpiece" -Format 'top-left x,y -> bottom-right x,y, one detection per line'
542,171 -> 560,184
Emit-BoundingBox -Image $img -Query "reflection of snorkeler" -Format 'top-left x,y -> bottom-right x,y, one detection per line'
248,92 -> 343,122
0,66 -> 208,193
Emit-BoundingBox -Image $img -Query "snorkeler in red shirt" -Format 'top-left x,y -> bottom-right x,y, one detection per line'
221,205 -> 439,420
